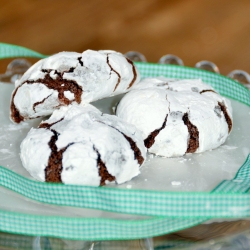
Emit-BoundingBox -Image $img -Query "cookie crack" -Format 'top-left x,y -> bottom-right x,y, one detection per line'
144,115 -> 168,149
27,69 -> 82,104
45,130 -> 74,183
96,121 -> 144,165
144,95 -> 170,149
93,145 -> 116,186
182,113 -> 199,153
106,54 -> 121,92
33,94 -> 52,112
126,58 -> 137,89
200,89 -> 216,94
39,118 -> 64,129
11,69 -> 83,123
218,102 -> 232,133
122,133 -> 144,165
10,87 -> 25,123
78,57 -> 84,67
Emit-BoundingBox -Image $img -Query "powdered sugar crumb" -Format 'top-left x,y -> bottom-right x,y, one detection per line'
171,181 -> 181,186
220,145 -> 238,150
7,123 -> 30,131
178,157 -> 187,163
0,149 -> 12,154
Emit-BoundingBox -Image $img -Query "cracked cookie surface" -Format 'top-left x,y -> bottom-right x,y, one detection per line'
10,50 -> 140,123
20,104 -> 146,186
116,78 -> 233,157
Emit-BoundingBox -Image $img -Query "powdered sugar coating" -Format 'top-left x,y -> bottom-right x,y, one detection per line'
11,50 -> 140,123
20,104 -> 146,186
116,78 -> 233,157
20,128 -> 53,181
132,78 -> 215,93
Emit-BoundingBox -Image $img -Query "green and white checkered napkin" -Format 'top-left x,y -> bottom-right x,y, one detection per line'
0,43 -> 250,240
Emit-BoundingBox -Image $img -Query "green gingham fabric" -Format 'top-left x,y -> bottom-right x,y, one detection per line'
0,42 -> 47,59
0,43 -> 250,240
0,156 -> 249,240
1,159 -> 250,218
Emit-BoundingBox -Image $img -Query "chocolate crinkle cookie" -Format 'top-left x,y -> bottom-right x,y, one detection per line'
20,104 -> 146,186
10,49 -> 140,123
116,78 -> 233,157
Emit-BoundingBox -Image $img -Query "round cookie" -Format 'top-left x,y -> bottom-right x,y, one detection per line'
116,78 -> 233,157
10,49 -> 140,123
20,104 -> 146,186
